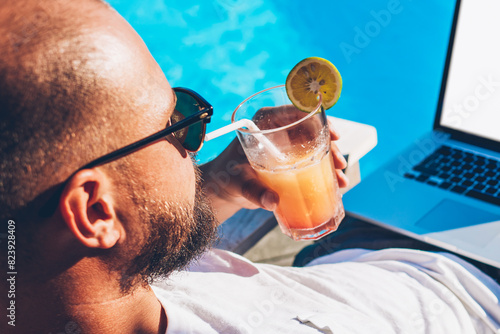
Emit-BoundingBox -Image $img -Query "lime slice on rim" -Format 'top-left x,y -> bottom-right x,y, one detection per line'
285,57 -> 342,112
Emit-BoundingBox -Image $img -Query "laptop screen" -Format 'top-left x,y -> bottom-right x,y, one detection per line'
439,0 -> 500,143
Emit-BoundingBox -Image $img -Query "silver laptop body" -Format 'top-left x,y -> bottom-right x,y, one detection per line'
344,0 -> 500,268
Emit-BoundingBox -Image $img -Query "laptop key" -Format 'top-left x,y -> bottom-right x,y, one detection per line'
487,179 -> 499,186
463,172 -> 474,179
450,185 -> 466,194
472,167 -> 485,174
462,163 -> 473,170
416,174 -> 429,182
461,180 -> 473,187
475,176 -> 486,182
475,160 -> 486,166
441,165 -> 452,172
485,187 -> 497,195
436,146 -> 451,155
474,184 -> 486,191
438,182 -> 452,190
413,165 -> 439,175
465,190 -> 500,206
404,173 -> 415,179
437,172 -> 451,180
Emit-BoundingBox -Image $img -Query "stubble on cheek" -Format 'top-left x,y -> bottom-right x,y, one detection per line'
107,162 -> 219,293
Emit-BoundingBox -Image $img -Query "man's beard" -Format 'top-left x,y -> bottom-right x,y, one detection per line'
115,168 -> 219,292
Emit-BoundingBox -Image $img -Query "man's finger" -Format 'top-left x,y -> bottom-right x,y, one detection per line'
241,178 -> 279,211
336,169 -> 349,188
233,164 -> 279,211
331,142 -> 347,170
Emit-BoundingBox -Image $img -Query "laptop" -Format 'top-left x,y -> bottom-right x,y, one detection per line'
343,0 -> 500,268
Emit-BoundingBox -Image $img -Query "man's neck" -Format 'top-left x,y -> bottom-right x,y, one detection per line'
66,287 -> 167,334
2,276 -> 167,334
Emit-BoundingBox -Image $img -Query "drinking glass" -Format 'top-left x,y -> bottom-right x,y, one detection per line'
232,85 -> 345,240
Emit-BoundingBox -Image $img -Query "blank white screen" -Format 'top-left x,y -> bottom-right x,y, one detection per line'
440,0 -> 500,142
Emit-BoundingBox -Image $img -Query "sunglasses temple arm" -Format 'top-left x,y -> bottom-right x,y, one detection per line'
204,120 -> 284,159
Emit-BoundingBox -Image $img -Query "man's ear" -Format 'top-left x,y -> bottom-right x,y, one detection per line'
59,168 -> 122,249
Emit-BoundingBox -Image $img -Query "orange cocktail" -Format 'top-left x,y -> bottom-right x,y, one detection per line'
255,150 -> 340,235
232,85 -> 344,240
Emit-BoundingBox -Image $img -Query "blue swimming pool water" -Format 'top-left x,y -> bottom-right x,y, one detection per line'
108,0 -> 456,177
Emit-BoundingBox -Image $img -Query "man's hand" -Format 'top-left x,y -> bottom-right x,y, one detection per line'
199,117 -> 348,223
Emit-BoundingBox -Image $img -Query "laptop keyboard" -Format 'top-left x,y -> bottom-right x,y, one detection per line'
404,145 -> 500,206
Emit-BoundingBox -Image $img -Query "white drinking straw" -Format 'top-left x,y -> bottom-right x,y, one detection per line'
205,119 -> 284,159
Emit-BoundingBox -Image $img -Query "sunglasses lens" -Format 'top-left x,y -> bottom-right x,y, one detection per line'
172,90 -> 206,151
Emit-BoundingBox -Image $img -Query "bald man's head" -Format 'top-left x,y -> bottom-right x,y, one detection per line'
0,0 -> 219,296
0,0 -> 170,222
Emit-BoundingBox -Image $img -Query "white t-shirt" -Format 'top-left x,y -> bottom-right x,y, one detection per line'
152,248 -> 500,334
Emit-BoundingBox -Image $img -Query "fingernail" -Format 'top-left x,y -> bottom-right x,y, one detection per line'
261,191 -> 278,211
340,171 -> 349,187
340,153 -> 347,166
336,150 -> 347,166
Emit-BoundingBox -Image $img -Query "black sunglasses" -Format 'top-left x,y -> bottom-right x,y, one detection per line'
39,87 -> 212,217
82,87 -> 213,170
